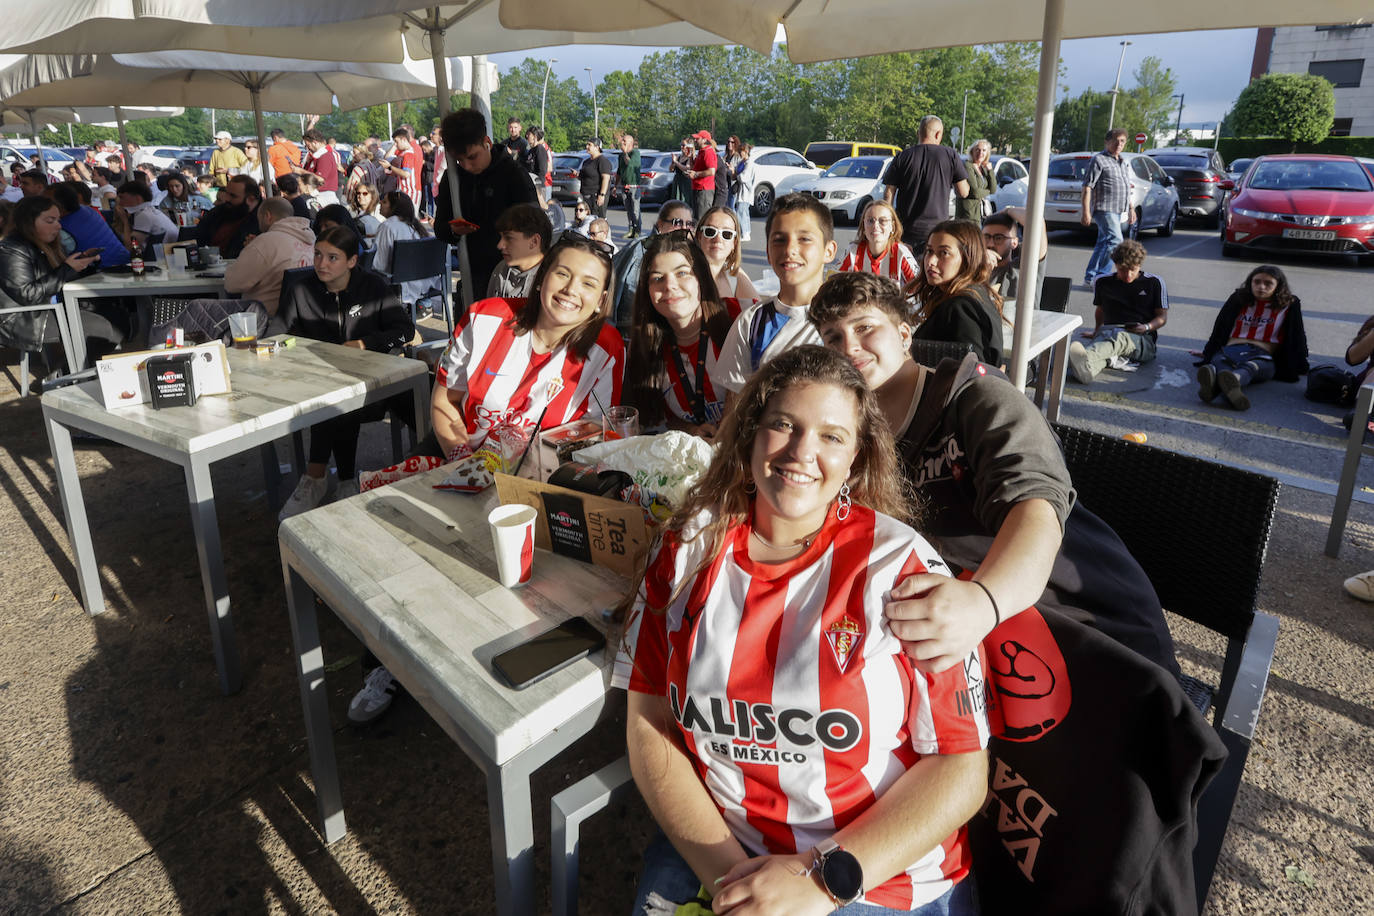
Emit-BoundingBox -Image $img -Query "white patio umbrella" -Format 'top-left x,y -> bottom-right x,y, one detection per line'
0,51 -> 484,194
499,0 -> 1370,388
0,104 -> 184,175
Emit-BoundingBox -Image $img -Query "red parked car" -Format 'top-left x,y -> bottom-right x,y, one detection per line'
1222,154 -> 1374,261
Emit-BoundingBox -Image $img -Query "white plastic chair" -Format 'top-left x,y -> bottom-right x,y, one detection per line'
1,298 -> 77,395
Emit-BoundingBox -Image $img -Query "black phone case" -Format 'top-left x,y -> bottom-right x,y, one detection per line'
491,617 -> 606,690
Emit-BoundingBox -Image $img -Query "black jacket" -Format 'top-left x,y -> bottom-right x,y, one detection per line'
435,153 -> 538,299
193,203 -> 260,259
901,354 -> 1179,674
275,268 -> 413,353
0,238 -> 78,352
1199,290 -> 1309,382
913,284 -> 1004,366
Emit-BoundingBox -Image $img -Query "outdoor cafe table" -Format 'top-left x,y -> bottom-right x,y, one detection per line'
41,337 -> 431,695
1005,304 -> 1083,424
278,469 -> 626,916
62,265 -> 231,369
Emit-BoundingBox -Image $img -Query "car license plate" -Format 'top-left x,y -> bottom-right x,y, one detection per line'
1054,191 -> 1080,201
1282,228 -> 1337,241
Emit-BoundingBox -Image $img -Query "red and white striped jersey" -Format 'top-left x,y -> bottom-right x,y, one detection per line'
615,505 -> 990,910
838,240 -> 919,286
395,146 -> 422,207
659,298 -> 742,426
435,297 -> 624,450
1229,300 -> 1288,345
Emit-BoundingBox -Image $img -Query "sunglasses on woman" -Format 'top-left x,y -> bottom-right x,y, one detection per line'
697,226 -> 737,241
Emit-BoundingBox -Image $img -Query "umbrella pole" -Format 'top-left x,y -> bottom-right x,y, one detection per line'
250,86 -> 273,196
28,111 -> 45,176
114,106 -> 130,171
429,7 -> 451,118
1009,0 -> 1063,391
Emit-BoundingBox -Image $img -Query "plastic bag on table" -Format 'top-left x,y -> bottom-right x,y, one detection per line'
572,430 -> 715,510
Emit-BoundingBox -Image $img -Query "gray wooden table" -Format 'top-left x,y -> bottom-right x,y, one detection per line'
1005,304 -> 1083,424
278,469 -> 627,916
61,267 -> 229,368
42,337 -> 430,694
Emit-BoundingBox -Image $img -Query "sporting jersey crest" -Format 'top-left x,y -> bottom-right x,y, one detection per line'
826,615 -> 864,672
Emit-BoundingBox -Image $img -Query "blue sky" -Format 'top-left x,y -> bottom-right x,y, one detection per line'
491,28 -> 1259,128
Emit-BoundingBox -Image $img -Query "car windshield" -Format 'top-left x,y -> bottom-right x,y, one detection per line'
1151,154 -> 1210,169
1048,158 -> 1092,181
15,147 -> 73,162
1248,160 -> 1372,192
823,158 -> 883,179
554,156 -> 581,169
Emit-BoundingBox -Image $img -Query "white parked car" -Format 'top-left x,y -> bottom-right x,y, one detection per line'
137,146 -> 188,170
747,145 -> 819,216
786,156 -> 891,223
0,144 -> 73,180
1043,150 -> 1180,237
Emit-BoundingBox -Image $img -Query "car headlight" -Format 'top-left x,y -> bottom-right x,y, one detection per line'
1231,207 -> 1291,221
829,190 -> 854,200
1329,214 -> 1374,226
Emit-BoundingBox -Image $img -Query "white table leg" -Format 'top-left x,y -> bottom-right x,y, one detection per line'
43,414 -> 105,615
183,458 -> 242,694
487,761 -> 538,916
59,290 -> 85,372
283,559 -> 347,843
1326,383 -> 1374,557
1046,335 -> 1071,424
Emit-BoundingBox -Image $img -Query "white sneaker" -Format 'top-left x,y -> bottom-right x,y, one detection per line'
279,473 -> 332,521
348,666 -> 398,724
1343,570 -> 1374,602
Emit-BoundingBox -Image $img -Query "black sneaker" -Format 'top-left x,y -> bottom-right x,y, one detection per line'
1217,371 -> 1250,410
1197,365 -> 1217,402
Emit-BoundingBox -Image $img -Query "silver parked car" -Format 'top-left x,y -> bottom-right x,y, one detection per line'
1042,151 -> 1180,237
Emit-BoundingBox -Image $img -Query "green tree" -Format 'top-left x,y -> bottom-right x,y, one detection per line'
1054,89 -> 1114,151
1229,72 -> 1336,149
1111,56 -> 1178,141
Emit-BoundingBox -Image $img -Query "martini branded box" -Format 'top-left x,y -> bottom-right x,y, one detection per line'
96,341 -> 231,409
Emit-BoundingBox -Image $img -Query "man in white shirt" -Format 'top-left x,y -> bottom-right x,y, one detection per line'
116,181 -> 179,245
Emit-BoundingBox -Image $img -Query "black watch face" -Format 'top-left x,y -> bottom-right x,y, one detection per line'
822,849 -> 864,902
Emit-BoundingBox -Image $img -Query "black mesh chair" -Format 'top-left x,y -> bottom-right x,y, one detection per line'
909,339 -> 973,368
1051,423 -> 1280,911
387,237 -> 453,336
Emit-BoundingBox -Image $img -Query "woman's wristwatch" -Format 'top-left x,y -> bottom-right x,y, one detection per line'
811,839 -> 864,906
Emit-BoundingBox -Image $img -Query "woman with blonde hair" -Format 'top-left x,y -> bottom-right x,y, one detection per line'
955,140 -> 994,223
906,218 -> 1004,365
617,344 -> 988,916
694,205 -> 758,302
838,199 -> 918,287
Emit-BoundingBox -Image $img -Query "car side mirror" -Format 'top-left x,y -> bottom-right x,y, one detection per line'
1160,175 -> 1174,187
1218,179 -> 1235,191
997,174 -> 1013,187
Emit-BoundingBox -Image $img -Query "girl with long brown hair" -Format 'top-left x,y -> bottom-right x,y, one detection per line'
905,218 -> 1004,365
616,345 -> 988,916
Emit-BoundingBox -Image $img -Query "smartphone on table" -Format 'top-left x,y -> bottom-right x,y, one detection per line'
491,616 -> 606,690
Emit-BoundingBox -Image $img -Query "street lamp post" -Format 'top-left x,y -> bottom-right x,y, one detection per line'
585,67 -> 599,142
1172,93 -> 1185,145
540,57 -> 558,130
1106,39 -> 1132,131
960,88 -> 973,153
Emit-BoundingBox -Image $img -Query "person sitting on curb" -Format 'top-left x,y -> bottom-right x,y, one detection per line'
1194,265 -> 1308,411
1068,239 -> 1167,384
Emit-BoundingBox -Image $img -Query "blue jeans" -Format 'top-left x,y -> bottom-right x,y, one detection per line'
630,832 -> 977,915
733,193 -> 753,240
623,185 -> 643,235
1085,210 -> 1124,283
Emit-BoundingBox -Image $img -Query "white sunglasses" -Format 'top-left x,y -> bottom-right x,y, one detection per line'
697,226 -> 737,241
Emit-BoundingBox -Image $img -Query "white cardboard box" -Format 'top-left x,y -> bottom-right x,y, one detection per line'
96,341 -> 232,409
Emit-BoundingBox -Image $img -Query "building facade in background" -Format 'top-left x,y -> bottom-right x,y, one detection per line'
1252,24 -> 1374,136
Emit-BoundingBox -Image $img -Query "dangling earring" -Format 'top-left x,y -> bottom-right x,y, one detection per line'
836,483 -> 851,521
744,479 -> 756,494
